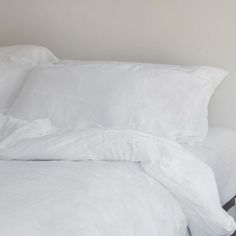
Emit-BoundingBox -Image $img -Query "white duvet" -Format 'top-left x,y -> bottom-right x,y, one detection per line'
0,161 -> 187,236
186,127 -> 236,205
0,117 -> 235,236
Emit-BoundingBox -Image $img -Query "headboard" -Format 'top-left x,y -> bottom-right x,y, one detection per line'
0,0 -> 236,129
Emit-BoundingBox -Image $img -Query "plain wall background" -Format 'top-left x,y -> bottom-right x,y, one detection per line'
0,0 -> 235,129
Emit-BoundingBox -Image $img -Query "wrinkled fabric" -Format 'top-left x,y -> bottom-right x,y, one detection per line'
0,45 -> 58,111
8,62 -> 227,144
0,113 -> 56,147
0,161 -> 187,236
185,127 -> 236,205
0,122 -> 235,236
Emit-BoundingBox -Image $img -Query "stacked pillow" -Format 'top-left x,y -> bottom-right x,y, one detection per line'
0,45 -> 58,112
0,46 -> 227,144
0,45 -> 58,64
8,61 -> 227,144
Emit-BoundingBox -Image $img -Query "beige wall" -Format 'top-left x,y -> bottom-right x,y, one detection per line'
0,0 -> 236,129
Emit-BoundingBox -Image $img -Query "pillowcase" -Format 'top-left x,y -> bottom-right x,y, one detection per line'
0,45 -> 58,112
0,45 -> 58,64
8,62 -> 227,144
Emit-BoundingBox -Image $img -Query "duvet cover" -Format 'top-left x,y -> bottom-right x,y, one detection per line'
0,117 -> 235,236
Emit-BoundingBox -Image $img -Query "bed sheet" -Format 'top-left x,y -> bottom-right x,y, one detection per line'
185,127 -> 236,205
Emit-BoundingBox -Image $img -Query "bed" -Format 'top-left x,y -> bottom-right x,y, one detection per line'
0,45 -> 235,236
0,125 -> 235,236
186,127 -> 236,206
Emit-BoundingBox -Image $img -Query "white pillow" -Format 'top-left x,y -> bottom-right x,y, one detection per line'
8,62 -> 227,144
0,61 -> 32,112
0,45 -> 58,112
0,45 -> 58,64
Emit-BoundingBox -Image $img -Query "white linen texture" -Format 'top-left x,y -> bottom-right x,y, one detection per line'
8,61 -> 227,144
0,45 -> 58,112
0,161 -> 187,236
0,45 -> 58,64
0,116 -> 235,236
186,127 -> 236,205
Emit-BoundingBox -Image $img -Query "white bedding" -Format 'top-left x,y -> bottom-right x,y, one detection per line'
0,51 -> 234,236
0,161 -> 187,236
0,119 -> 235,236
0,45 -> 58,112
186,127 -> 236,205
8,62 -> 227,144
